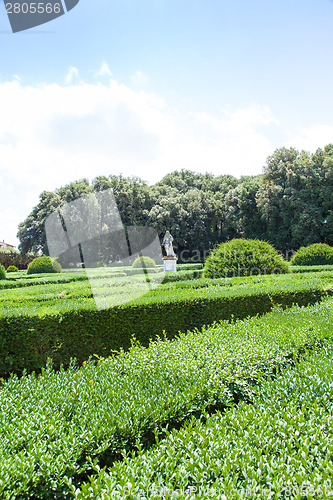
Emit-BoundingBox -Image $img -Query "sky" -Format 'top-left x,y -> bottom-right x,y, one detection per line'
1,0 -> 333,247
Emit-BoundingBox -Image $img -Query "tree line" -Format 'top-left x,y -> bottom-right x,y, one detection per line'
17,144 -> 333,264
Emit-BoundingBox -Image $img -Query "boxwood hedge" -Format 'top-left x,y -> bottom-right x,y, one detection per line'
74,337 -> 333,499
291,243 -> 333,266
0,276 -> 330,376
204,239 -> 290,278
1,299 -> 333,498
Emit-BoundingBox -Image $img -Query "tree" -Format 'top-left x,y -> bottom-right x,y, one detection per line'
224,175 -> 265,239
257,146 -> 333,251
17,145 -> 333,263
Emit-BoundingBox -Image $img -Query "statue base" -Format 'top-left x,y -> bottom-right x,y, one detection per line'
163,256 -> 177,272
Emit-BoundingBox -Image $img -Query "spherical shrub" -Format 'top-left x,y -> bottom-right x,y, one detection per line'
132,256 -> 156,268
6,265 -> 18,273
204,238 -> 290,278
0,264 -> 6,280
51,258 -> 62,274
27,256 -> 62,275
290,243 -> 333,266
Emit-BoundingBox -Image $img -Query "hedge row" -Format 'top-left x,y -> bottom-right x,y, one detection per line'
74,337 -> 333,499
291,264 -> 333,273
160,269 -> 333,291
1,270 -> 326,306
0,272 -> 206,312
1,299 -> 333,498
0,268 -> 202,290
0,278 -> 331,376
177,263 -> 203,271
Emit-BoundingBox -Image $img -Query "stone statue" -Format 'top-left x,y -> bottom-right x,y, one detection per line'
163,230 -> 175,257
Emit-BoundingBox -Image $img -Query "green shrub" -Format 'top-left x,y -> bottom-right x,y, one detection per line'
162,269 -> 203,282
124,267 -> 160,276
0,279 -> 328,377
0,264 -> 6,280
292,264 -> 333,273
204,238 -> 290,278
27,256 -> 62,275
290,243 -> 333,266
2,299 -> 333,498
6,265 -> 18,273
177,263 -> 203,271
76,338 -> 333,499
51,258 -> 62,274
132,256 -> 156,268
0,248 -> 37,270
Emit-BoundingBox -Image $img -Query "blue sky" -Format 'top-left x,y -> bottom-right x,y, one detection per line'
1,0 -> 333,246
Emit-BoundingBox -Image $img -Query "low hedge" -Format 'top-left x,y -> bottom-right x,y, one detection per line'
162,269 -> 203,282
291,243 -> 333,266
292,264 -> 333,273
0,264 -> 6,280
75,338 -> 333,499
2,299 -> 333,498
0,267 -> 201,290
0,280 -> 330,376
177,263 -> 203,271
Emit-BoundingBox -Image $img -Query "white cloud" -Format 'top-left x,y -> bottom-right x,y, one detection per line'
0,71 -> 308,246
95,62 -> 112,78
65,66 -> 80,84
286,123 -> 333,152
130,70 -> 149,85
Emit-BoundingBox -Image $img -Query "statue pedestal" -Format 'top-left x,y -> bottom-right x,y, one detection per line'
163,256 -> 177,272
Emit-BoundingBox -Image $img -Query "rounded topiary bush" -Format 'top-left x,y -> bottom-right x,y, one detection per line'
0,264 -> 6,280
290,243 -> 333,266
27,256 -> 62,275
6,265 -> 18,273
204,238 -> 290,278
132,256 -> 156,268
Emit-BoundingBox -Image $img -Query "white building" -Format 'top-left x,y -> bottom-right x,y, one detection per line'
0,240 -> 16,249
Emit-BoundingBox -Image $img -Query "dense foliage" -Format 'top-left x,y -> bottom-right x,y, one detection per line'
0,268 -> 332,375
6,265 -> 18,273
132,256 -> 156,268
290,243 -> 333,266
75,337 -> 333,499
203,238 -> 290,278
1,299 -> 333,498
17,144 -> 333,259
0,264 -> 6,280
0,247 -> 37,270
27,256 -> 62,275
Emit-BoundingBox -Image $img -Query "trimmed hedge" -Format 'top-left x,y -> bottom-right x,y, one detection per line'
2,300 -> 333,498
162,269 -> 203,282
0,264 -> 5,280
292,264 -> 333,273
290,243 -> 333,266
132,256 -> 156,268
0,279 -> 330,376
177,263 -> 203,271
2,269 -> 333,312
75,338 -> 333,499
27,256 -> 62,275
204,238 -> 290,278
6,265 -> 18,273
0,266 -> 202,290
